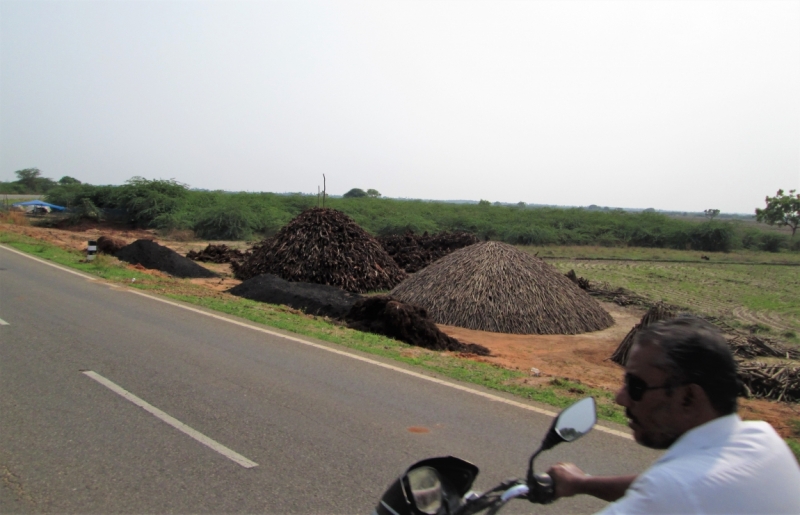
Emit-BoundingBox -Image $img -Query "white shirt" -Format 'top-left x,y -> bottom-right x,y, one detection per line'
598,414 -> 800,515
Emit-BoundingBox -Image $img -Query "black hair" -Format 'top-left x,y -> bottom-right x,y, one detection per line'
634,316 -> 739,415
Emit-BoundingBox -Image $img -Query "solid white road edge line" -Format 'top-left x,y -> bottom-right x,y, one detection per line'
0,317 -> 9,325
0,244 -> 97,281
124,289 -> 633,440
82,371 -> 258,468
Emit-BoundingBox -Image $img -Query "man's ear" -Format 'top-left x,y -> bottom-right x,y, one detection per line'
681,386 -> 694,407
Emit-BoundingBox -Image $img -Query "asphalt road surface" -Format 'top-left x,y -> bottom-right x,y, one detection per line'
0,245 -> 660,514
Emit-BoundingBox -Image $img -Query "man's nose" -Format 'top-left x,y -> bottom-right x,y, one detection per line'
615,385 -> 629,407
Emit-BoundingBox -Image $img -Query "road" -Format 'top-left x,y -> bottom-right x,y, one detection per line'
0,245 -> 660,513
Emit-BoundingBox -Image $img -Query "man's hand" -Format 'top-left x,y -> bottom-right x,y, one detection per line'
546,463 -> 637,503
547,462 -> 588,499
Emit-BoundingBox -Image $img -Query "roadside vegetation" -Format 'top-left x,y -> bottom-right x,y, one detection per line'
20,177 -> 799,253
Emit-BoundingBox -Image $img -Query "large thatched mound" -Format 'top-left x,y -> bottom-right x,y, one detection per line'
390,241 -> 614,335
232,208 -> 406,293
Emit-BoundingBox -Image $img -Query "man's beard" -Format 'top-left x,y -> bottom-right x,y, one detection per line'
626,409 -> 680,450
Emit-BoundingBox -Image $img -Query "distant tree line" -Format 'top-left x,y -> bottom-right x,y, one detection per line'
0,168 -> 81,194
26,176 -> 796,252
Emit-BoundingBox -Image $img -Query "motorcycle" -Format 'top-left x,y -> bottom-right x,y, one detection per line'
372,397 -> 597,515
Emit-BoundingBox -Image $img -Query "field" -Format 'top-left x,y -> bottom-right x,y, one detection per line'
526,246 -> 800,341
1,218 -> 799,455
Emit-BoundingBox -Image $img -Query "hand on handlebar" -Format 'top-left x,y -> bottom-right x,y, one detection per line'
546,462 -> 588,499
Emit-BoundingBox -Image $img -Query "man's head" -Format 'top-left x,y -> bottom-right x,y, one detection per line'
615,316 -> 739,449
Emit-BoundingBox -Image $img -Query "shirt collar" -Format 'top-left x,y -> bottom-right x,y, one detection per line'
656,413 -> 741,464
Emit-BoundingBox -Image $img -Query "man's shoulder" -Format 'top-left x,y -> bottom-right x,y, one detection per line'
610,417 -> 800,514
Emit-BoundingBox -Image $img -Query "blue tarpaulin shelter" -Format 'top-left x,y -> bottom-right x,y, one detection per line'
11,200 -> 67,211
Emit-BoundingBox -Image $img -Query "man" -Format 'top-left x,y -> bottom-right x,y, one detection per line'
548,317 -> 800,514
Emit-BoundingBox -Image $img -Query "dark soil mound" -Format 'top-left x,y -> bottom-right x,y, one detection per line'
345,295 -> 490,355
116,239 -> 217,278
186,244 -> 245,264
96,235 -> 127,255
228,274 -> 362,319
232,208 -> 406,293
391,241 -> 614,335
379,231 -> 479,273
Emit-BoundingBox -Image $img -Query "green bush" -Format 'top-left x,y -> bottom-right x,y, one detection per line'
688,223 -> 735,252
45,183 -> 118,209
114,177 -> 188,228
0,181 -> 26,194
759,233 -> 787,253
501,226 -> 559,245
193,202 -> 258,240
68,198 -> 102,223
740,230 -> 762,250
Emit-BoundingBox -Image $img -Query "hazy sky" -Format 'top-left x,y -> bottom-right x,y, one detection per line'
1,0 -> 798,213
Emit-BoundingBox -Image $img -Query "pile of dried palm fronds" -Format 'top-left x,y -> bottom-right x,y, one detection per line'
231,208 -> 406,293
565,270 -> 590,290
738,362 -> 800,403
390,241 -> 614,335
186,244 -> 245,264
345,295 -> 490,355
96,235 -> 127,255
587,283 -> 652,307
610,303 -> 677,365
378,231 -> 479,272
608,305 -> 800,402
728,335 -> 800,360
732,335 -> 800,402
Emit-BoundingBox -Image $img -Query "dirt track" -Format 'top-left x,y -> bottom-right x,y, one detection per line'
2,220 -> 798,437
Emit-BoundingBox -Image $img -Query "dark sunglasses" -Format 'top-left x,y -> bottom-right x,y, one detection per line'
624,373 -> 673,401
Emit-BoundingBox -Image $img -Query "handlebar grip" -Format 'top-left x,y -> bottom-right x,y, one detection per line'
528,473 -> 555,504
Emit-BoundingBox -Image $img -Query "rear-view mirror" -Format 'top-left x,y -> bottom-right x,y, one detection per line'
555,397 -> 596,442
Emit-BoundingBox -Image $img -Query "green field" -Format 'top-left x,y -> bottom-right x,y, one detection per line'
522,247 -> 800,341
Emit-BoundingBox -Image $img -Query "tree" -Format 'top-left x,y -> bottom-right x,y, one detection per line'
366,188 -> 381,198
58,176 -> 82,185
756,189 -> 800,237
15,168 -> 42,191
478,199 -> 491,206
704,209 -> 720,221
343,188 -> 367,198
115,177 -> 188,228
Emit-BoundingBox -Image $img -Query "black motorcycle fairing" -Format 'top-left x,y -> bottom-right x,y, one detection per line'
374,456 -> 479,515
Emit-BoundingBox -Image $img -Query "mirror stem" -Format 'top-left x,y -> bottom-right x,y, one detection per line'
526,445 -> 544,483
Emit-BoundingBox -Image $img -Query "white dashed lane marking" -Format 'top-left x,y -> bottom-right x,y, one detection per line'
82,370 -> 258,469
